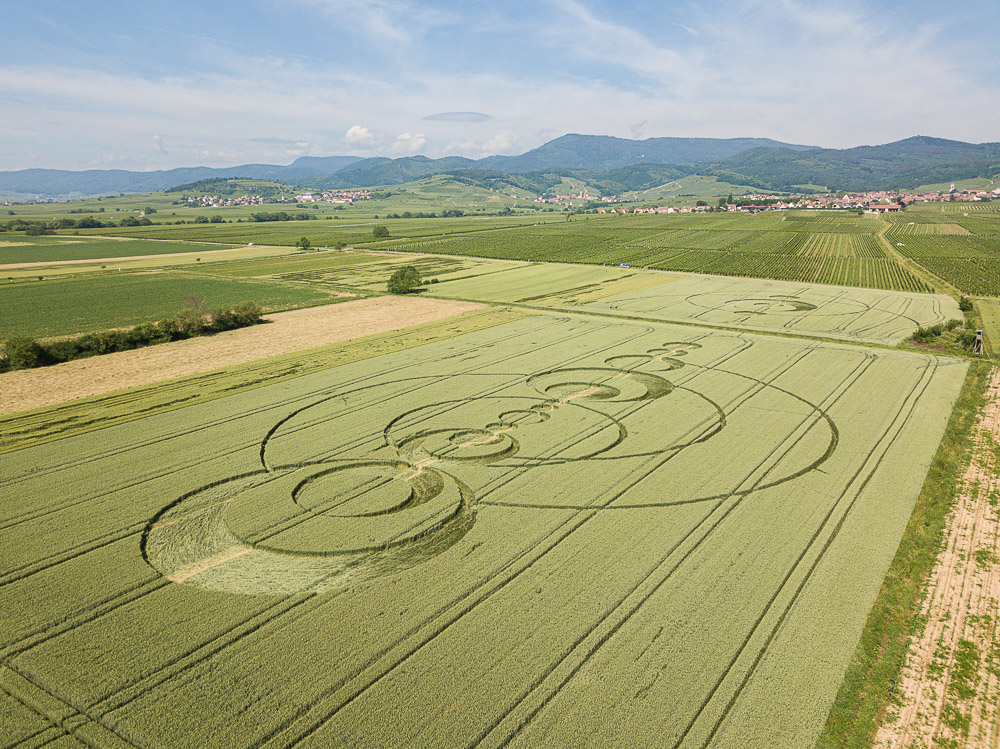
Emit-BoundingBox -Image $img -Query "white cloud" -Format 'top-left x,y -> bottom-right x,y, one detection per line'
344,125 -> 384,148
442,130 -> 523,159
389,132 -> 427,154
482,131 -> 522,156
152,134 -> 168,153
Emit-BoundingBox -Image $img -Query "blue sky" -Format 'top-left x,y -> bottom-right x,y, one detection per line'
1,0 -> 998,171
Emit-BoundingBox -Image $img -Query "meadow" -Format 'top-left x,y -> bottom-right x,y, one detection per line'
0,302 -> 966,747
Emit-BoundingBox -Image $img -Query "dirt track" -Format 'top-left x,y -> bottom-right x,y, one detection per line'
875,367 -> 1000,749
0,296 -> 485,415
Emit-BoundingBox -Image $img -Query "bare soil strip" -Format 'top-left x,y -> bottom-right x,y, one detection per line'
0,296 -> 485,415
876,367 -> 1000,748
0,243 -> 269,269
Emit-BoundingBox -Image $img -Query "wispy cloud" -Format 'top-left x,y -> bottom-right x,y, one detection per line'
424,112 -> 493,123
292,0 -> 455,44
0,1 -> 997,170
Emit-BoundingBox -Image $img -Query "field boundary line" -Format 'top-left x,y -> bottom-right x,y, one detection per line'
423,293 -> 933,349
0,307 -> 525,455
875,218 -> 960,298
817,360 -> 994,748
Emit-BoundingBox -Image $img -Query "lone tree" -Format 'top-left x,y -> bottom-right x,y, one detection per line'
387,265 -> 422,294
372,225 -> 390,239
296,236 -> 312,250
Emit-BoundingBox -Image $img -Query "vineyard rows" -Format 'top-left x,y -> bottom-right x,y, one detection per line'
384,223 -> 926,292
889,234 -> 1000,295
909,256 -> 1000,296
885,222 -> 971,237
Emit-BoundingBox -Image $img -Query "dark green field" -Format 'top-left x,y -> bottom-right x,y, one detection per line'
0,272 -> 335,338
0,236 -> 239,264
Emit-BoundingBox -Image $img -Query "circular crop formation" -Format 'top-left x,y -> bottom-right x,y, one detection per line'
719,297 -> 819,314
143,338 -> 837,595
684,291 -> 878,319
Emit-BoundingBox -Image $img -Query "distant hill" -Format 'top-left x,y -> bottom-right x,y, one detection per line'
703,136 -> 1000,192
165,178 -> 298,199
0,156 -> 364,199
441,163 -> 694,197
313,156 -> 477,188
478,134 -> 814,173
3,134 -> 1000,199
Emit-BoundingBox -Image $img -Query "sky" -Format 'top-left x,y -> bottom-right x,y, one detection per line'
1,0 -> 998,171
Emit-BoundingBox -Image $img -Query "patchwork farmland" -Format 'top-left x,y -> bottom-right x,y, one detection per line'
0,281 -> 968,747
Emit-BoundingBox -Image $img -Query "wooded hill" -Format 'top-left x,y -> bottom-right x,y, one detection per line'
2,135 -> 998,199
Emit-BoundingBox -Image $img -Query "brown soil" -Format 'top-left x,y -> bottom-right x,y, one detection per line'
0,296 -> 485,415
875,367 -> 1000,749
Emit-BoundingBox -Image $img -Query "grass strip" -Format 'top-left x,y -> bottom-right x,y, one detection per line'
816,359 -> 995,748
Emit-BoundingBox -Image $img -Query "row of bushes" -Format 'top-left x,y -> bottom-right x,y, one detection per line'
1,217 -> 155,233
909,296 -> 986,351
912,318 -> 965,342
382,209 -> 465,219
0,300 -> 263,373
0,210 -> 325,234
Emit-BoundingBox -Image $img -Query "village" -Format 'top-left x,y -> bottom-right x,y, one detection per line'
590,183 -> 1000,215
183,188 -> 372,208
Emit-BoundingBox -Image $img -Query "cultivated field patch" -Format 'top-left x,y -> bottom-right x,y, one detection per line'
0,307 -> 966,747
429,264 -> 960,345
0,235 -> 240,264
0,271 -> 335,339
0,296 -> 485,415
584,276 -> 958,345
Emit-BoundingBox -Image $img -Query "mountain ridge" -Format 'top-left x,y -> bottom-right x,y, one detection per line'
2,134 -> 998,199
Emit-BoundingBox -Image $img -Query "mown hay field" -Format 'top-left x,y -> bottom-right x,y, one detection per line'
0,294 -> 966,747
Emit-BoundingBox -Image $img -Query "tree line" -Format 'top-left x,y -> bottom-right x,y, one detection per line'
0,299 -> 263,373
